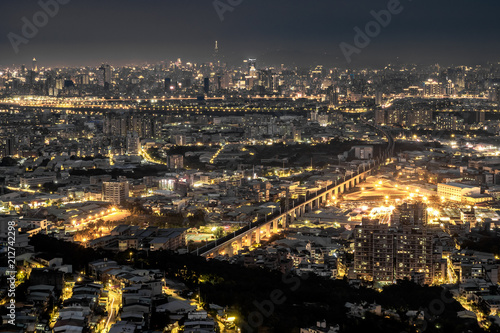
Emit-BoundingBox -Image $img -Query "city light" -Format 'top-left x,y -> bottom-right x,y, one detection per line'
2,6 -> 497,332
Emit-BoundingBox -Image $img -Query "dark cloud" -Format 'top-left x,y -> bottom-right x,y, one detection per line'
0,0 -> 499,68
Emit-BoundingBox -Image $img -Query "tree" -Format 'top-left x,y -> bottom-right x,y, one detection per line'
188,210 -> 206,227
42,182 -> 60,193
0,156 -> 17,166
213,227 -> 224,239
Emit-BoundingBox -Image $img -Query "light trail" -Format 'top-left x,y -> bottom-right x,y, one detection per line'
104,295 -> 115,332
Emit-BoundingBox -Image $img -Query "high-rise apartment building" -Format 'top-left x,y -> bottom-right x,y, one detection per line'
354,218 -> 394,282
99,64 -> 112,89
354,203 -> 445,285
203,78 -> 210,94
375,109 -> 386,125
126,133 -> 141,156
168,155 -> 184,169
424,80 -> 442,96
102,181 -> 129,205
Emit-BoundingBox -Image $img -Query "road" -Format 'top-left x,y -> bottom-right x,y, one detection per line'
104,288 -> 122,332
73,210 -> 130,231
104,296 -> 115,332
103,210 -> 131,222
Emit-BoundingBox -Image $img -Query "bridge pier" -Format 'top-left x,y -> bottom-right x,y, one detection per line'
245,234 -> 252,247
219,247 -> 227,257
273,219 -> 278,233
255,228 -> 260,244
265,224 -> 271,238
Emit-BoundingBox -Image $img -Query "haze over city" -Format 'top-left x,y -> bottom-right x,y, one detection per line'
1,0 -> 500,67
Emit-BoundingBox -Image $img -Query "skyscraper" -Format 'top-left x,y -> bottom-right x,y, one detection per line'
213,40 -> 220,66
354,203 -> 444,285
424,80 -> 442,96
476,110 -> 486,124
248,59 -> 257,76
165,78 -> 172,92
99,64 -> 112,90
354,218 -> 394,282
4,138 -> 17,157
203,78 -> 210,94
126,133 -> 141,156
375,91 -> 383,105
375,109 -> 386,125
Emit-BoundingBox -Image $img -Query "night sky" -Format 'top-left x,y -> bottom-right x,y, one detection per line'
1,0 -> 499,68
